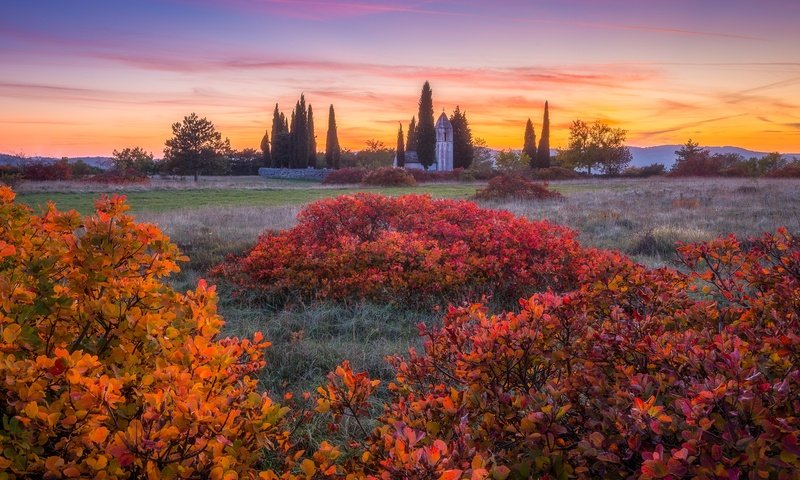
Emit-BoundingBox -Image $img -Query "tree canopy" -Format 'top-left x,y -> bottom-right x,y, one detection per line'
163,113 -> 230,180
557,120 -> 631,175
450,106 -> 474,169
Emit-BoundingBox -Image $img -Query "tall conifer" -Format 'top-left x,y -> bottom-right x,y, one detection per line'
450,106 -> 474,169
325,105 -> 341,169
536,101 -> 551,168
260,129 -> 271,167
407,116 -> 417,152
524,118 -> 537,168
415,81 -> 435,169
396,123 -> 405,167
307,105 -> 317,168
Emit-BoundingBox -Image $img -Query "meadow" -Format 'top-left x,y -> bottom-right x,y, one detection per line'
6,175 -> 800,478
13,176 -> 800,394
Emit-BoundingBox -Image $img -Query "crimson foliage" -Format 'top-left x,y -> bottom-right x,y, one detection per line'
215,193 -> 584,307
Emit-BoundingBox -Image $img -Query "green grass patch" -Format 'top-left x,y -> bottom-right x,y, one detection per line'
16,184 -> 480,215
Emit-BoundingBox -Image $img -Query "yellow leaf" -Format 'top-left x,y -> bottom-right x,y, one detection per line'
88,426 -> 109,444
2,324 -> 21,343
23,401 -> 38,418
300,459 -> 316,478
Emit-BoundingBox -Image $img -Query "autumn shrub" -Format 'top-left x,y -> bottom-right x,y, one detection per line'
83,168 -> 149,184
527,166 -> 582,180
20,159 -> 73,181
361,167 -> 417,187
312,230 -> 800,479
621,164 -> 666,178
766,163 -> 800,178
214,193 -> 584,308
0,187 -> 303,479
474,174 -> 563,201
322,167 -> 367,184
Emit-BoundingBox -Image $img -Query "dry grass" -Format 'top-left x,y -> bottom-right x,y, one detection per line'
114,176 -> 800,396
492,177 -> 800,267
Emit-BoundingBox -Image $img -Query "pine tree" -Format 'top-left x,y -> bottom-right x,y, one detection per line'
307,105 -> 317,168
450,106 -> 474,169
536,101 -> 551,168
396,123 -> 405,167
260,129 -> 271,167
416,81 -> 436,169
523,118 -> 537,168
325,105 -> 341,169
406,117 -> 417,152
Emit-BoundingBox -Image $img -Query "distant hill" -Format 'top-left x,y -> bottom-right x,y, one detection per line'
627,146 -> 800,169
0,154 -> 113,170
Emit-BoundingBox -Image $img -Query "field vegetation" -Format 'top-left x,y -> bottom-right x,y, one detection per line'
2,175 -> 799,478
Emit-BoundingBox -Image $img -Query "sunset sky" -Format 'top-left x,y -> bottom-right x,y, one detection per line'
2,0 -> 799,157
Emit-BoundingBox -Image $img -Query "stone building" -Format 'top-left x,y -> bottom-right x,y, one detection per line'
396,112 -> 454,171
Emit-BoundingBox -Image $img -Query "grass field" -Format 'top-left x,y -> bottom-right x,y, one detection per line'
10,175 -> 800,396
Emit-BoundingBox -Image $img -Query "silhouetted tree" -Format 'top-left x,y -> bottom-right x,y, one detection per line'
259,129 -> 271,167
536,101 -> 551,168
416,81 -> 436,169
407,116 -> 417,152
273,133 -> 292,169
325,105 -> 341,169
307,105 -> 317,168
523,118 -> 537,168
290,95 -> 310,168
163,113 -> 230,181
270,104 -> 290,167
557,119 -> 631,175
396,124 -> 405,167
112,147 -> 156,174
229,148 -> 262,175
450,106 -> 474,169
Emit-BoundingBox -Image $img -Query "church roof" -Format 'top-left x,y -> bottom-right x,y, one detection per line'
435,112 -> 452,129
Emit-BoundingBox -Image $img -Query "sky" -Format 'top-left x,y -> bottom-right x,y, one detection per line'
1,0 -> 799,157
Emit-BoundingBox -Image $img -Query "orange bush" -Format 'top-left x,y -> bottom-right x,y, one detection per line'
0,187 -> 302,479
361,167 -> 417,187
215,193 -> 585,307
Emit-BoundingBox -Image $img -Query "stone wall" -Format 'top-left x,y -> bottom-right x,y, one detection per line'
258,167 -> 328,181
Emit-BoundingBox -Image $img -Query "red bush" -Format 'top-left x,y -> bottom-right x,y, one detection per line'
766,164 -> 800,178
21,159 -> 73,181
82,169 -> 149,184
214,193 -> 585,307
362,167 -> 417,186
314,229 -> 800,479
322,167 -> 368,184
474,174 -> 564,201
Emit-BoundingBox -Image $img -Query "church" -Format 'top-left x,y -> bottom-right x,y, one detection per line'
395,112 -> 454,171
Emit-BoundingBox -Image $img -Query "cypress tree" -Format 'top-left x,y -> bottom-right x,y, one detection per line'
536,101 -> 551,168
289,108 -> 297,168
396,123 -> 405,167
450,106 -> 474,169
260,129 -> 271,167
407,116 -> 417,152
415,81 -> 436,169
271,104 -> 282,146
307,105 -> 317,168
523,118 -> 537,168
325,104 -> 341,169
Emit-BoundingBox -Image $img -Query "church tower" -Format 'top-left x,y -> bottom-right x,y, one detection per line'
435,112 -> 454,171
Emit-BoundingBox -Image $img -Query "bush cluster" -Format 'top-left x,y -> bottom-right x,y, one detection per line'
361,167 -> 417,186
3,187 -> 799,479
322,167 -> 368,184
214,193 -> 582,307
407,168 -> 464,183
82,169 -> 150,184
474,174 -> 564,201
